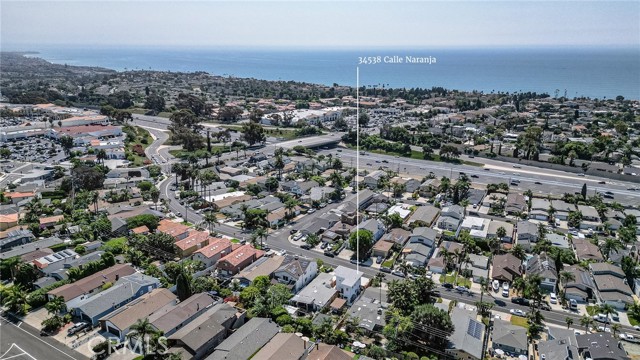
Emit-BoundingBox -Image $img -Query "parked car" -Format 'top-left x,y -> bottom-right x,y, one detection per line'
593,314 -> 610,323
456,285 -> 468,293
67,322 -> 89,336
376,256 -> 383,264
300,244 -> 312,250
550,293 -> 558,304
510,309 -> 526,317
290,229 -> 297,235
323,251 -> 335,258
391,270 -> 406,278
511,297 -> 530,306
442,283 -> 454,289
380,267 -> 391,273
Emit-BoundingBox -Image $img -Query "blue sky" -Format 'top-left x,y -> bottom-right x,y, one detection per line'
1,1 -> 638,48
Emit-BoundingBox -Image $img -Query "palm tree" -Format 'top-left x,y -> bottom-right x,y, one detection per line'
127,318 -> 158,356
203,211 -> 219,232
611,323 -> 621,336
4,256 -> 21,281
254,227 -> 268,248
600,238 -> 624,261
565,317 -> 574,329
512,277 -> 526,297
511,244 -> 526,261
150,187 -> 160,211
580,315 -> 594,332
284,198 -> 300,220
597,303 -> 618,331
398,261 -> 412,277
45,296 -> 66,316
3,285 -> 28,315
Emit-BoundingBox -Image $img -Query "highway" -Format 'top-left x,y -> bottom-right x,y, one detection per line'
318,148 -> 640,206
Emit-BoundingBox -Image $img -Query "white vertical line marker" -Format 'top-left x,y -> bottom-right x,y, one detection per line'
356,66 -> 360,274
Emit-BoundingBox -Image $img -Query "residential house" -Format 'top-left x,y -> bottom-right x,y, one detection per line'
0,229 -> 34,252
548,233 -> 570,249
561,265 -> 596,304
379,228 -> 410,248
48,264 -> 136,310
462,254 -> 489,283
274,255 -> 318,293
572,238 -> 604,261
192,238 -> 234,268
575,333 -> 629,360
590,263 -> 634,310
530,198 -> 551,221
538,336 -> 579,360
491,319 -> 528,356
487,220 -> 514,243
32,249 -> 78,272
577,205 -> 602,230
551,200 -> 575,221
4,191 -> 36,205
0,213 -> 19,232
100,288 -> 177,340
39,215 -> 64,229
234,256 -> 285,287
363,170 -> 385,189
526,252 -> 558,293
408,227 -> 439,247
491,253 -> 522,284
505,193 -> 527,216
74,274 -> 160,325
436,205 -> 465,232
306,343 -> 352,360
290,272 -> 338,313
446,306 -> 486,360
167,303 -> 240,360
403,242 -> 433,268
280,180 -> 318,196
461,216 -> 490,239
216,244 -> 265,276
427,242 -> 463,274
206,317 -> 280,360
356,218 -> 385,242
149,293 -> 219,337
390,177 -> 421,193
372,240 -> 394,258
348,287 -> 387,335
251,333 -> 312,360
334,265 -> 363,304
175,231 -> 212,257
407,205 -> 440,228
516,220 -> 539,251
0,236 -> 60,260
157,219 -> 191,241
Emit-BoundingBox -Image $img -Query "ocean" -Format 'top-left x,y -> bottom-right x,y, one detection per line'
26,46 -> 640,99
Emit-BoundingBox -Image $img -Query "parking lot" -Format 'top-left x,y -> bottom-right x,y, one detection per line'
1,136 -> 66,163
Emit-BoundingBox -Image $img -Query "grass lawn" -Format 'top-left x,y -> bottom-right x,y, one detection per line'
101,237 -> 127,253
230,238 -> 241,243
442,274 -> 472,288
510,315 -> 529,328
381,251 -> 399,268
629,315 -> 640,327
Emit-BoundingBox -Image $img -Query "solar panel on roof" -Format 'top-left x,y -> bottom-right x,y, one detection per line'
466,319 -> 483,340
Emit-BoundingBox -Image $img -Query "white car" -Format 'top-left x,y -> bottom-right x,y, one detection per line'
597,326 -> 612,333
510,309 -> 526,317
619,333 -> 635,341
550,293 -> 557,304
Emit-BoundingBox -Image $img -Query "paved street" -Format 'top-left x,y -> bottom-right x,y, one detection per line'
0,313 -> 88,360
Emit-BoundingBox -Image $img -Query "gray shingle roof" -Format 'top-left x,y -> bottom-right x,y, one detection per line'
206,317 -> 279,360
448,307 -> 485,359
